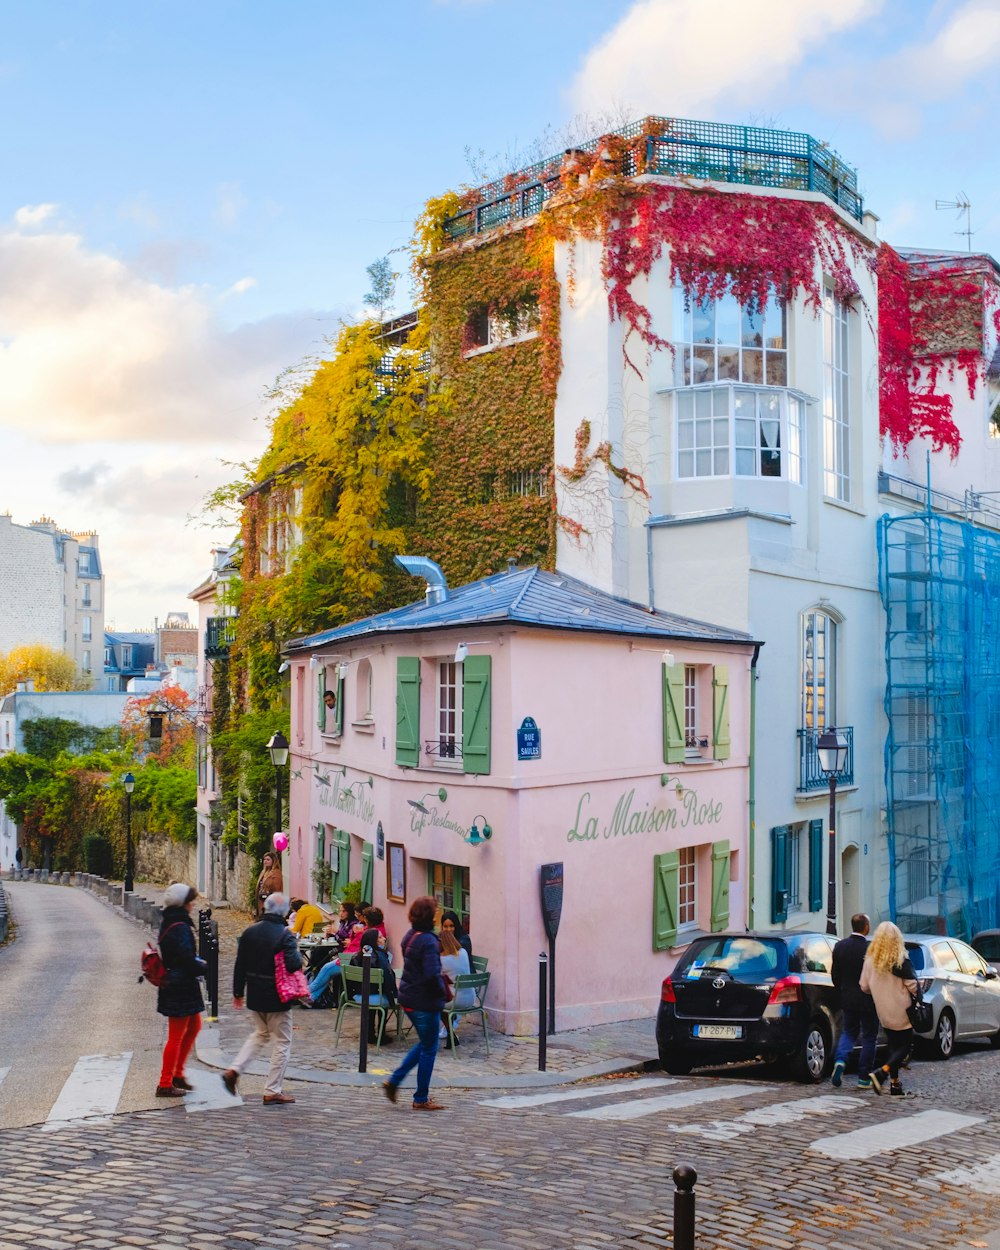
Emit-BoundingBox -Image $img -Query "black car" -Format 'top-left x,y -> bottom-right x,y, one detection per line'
656,931 -> 841,1083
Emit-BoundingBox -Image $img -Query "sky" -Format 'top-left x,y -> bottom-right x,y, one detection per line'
2,0 -> 1000,629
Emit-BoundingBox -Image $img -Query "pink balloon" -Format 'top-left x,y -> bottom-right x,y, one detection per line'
272,832 -> 288,853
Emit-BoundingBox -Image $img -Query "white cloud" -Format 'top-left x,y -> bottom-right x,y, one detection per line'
0,221 -> 324,444
570,0 -> 882,119
14,203 -> 57,228
215,181 -> 246,229
225,276 -> 257,297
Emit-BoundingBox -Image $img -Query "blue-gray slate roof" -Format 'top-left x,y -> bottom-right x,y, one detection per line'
286,566 -> 756,652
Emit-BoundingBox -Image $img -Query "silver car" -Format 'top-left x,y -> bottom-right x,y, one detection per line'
904,934 -> 1000,1059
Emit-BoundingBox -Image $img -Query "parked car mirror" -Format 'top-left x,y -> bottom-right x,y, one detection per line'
984,968 -> 999,981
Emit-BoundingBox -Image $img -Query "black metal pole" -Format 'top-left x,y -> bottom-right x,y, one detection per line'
275,766 -> 282,844
672,1164 -> 698,1250
826,772 -> 838,936
548,935 -> 556,1035
358,946 -> 372,1074
124,790 -> 134,893
537,952 -> 548,1072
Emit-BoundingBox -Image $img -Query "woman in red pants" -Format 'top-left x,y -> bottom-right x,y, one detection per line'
155,882 -> 207,1097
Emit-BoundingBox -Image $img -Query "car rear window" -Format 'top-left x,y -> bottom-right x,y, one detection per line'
905,943 -> 926,971
676,937 -> 783,980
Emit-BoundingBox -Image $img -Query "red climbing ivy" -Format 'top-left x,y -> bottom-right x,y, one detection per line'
877,244 -> 991,457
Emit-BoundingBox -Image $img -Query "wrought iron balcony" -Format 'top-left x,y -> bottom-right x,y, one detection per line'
797,726 -> 854,792
444,116 -> 863,242
205,616 -> 237,658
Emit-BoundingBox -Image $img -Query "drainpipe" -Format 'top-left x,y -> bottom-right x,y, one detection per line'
748,643 -> 761,931
646,521 -> 655,610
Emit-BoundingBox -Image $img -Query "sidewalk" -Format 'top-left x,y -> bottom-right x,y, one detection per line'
79,878 -> 661,1090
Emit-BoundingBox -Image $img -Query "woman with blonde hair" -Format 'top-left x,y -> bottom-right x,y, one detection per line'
860,921 -> 919,1096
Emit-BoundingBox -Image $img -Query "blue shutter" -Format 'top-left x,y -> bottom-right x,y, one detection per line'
808,819 -> 824,912
771,825 -> 790,924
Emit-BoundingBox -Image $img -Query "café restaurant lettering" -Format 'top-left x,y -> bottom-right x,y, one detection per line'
409,801 -> 468,840
567,783 -> 723,844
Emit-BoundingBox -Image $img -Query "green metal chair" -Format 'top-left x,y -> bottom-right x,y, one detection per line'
442,971 -> 491,1055
471,954 -> 489,974
334,964 -> 398,1050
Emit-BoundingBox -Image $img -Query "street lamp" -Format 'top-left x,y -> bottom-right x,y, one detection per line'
267,731 -> 289,847
816,727 -> 849,937
122,771 -> 136,894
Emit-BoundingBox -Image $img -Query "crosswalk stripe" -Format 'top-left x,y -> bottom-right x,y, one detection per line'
184,1069 -> 243,1113
567,1082 -> 769,1121
675,1094 -> 865,1141
810,1110 -> 983,1160
479,1078 -> 678,1110
925,1153 -> 1000,1194
43,1052 -> 132,1131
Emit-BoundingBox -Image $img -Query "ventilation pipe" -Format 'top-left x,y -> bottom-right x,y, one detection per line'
394,555 -> 449,605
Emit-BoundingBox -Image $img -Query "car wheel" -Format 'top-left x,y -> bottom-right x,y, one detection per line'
931,1009 -> 955,1060
790,1020 -> 831,1083
659,1049 -> 694,1075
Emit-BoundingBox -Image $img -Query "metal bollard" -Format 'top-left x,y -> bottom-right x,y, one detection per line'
358,946 -> 373,1074
538,952 -> 548,1072
673,1164 -> 698,1250
197,908 -> 220,1021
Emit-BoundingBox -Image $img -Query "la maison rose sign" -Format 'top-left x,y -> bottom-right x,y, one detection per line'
567,781 -> 723,845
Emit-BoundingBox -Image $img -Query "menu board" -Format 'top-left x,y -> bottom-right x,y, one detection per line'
540,861 -> 564,942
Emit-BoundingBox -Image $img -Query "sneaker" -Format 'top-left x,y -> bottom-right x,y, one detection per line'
155,1085 -> 185,1098
830,1060 -> 845,1088
856,1077 -> 873,1090
412,1098 -> 446,1111
889,1083 -> 915,1097
172,1077 -> 194,1091
262,1093 -> 296,1105
869,1067 -> 887,1095
382,1081 -> 398,1104
221,1069 -> 239,1096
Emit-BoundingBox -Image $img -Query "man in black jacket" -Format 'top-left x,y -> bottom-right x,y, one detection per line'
830,912 -> 878,1090
221,893 -> 302,1105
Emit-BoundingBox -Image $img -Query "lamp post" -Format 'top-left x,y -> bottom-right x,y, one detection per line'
816,727 -> 849,937
122,771 -> 135,894
267,730 -> 289,848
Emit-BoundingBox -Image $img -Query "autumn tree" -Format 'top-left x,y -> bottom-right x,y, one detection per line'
0,644 -> 90,696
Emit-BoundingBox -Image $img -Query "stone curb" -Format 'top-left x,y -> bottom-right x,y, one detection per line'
195,1025 -> 654,1089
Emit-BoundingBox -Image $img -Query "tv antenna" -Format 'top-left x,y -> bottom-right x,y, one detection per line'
935,194 -> 973,251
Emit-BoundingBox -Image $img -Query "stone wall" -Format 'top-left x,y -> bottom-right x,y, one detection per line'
135,831 -> 198,889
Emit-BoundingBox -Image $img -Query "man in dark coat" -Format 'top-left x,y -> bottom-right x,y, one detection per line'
830,912 -> 879,1090
221,892 -> 302,1104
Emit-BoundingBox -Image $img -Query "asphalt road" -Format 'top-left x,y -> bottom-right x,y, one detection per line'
0,880 -> 168,1128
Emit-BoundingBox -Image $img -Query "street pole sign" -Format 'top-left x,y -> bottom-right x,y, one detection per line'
540,861 -> 563,1034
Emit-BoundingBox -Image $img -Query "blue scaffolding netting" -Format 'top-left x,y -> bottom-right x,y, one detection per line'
878,509 -> 1000,940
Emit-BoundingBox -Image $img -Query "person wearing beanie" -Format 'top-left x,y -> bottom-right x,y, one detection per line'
155,883 -> 207,1098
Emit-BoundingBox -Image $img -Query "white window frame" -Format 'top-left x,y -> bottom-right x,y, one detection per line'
801,611 -> 837,731
82,650 -> 91,673
684,666 -> 699,757
82,583 -> 91,606
672,285 -> 788,388
121,645 -> 132,668
822,285 -> 851,502
787,827 -> 802,910
82,616 -> 92,642
677,846 -> 697,930
434,659 -> 463,770
674,385 -> 805,482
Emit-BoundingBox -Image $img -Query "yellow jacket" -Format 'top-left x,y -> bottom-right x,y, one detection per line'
291,903 -> 324,936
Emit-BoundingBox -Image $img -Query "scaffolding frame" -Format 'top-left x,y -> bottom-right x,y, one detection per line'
878,508 -> 1000,939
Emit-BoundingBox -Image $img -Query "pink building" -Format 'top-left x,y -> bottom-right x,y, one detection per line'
283,559 -> 757,1033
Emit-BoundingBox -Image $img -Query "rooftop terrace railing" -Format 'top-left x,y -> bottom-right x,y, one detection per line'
443,116 -> 863,242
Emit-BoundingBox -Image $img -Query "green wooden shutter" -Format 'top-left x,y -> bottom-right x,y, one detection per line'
395,657 -> 421,767
653,850 -> 679,950
771,825 -> 790,924
335,672 -> 345,736
316,665 -> 326,730
710,839 -> 731,931
662,663 -> 685,764
317,827 -> 326,901
712,665 -> 731,760
462,654 -> 492,775
361,841 -> 373,903
333,829 -> 350,898
808,818 -> 824,912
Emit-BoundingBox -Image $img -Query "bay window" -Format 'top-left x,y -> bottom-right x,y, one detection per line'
673,287 -> 787,387
676,385 -> 803,481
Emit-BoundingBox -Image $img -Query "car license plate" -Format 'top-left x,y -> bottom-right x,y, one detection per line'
694,1024 -> 743,1039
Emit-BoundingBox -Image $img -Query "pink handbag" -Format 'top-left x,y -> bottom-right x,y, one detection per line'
274,951 -> 311,1003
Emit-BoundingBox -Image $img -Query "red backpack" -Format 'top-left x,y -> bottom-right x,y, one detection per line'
139,922 -> 184,986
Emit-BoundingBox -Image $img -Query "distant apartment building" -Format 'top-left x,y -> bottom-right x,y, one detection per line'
103,631 -> 157,691
157,611 -> 198,672
0,513 -> 105,685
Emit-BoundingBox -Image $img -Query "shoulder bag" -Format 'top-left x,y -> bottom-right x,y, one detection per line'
906,986 -> 933,1033
274,950 -> 311,1003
